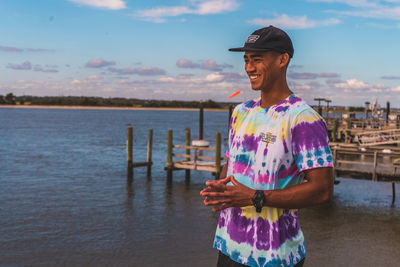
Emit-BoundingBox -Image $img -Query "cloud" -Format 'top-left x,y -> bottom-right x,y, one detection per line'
381,75 -> 400,80
0,45 -> 53,52
248,14 -> 340,29
88,75 -> 103,80
313,0 -> 400,21
42,68 -> 59,73
288,72 -> 340,79
71,80 -> 82,84
308,0 -> 378,8
108,66 -> 166,76
7,61 -> 32,70
68,0 -> 126,10
32,64 -> 59,73
0,46 -> 23,52
134,0 -> 239,23
85,58 -> 116,68
329,78 -> 389,93
176,58 -> 233,71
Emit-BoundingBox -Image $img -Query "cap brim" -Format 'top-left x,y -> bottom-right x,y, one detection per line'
228,47 -> 274,52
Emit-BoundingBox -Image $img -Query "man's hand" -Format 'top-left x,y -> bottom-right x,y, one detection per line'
200,176 -> 255,212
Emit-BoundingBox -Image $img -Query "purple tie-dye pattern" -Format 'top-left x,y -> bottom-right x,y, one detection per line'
270,211 -> 300,250
242,134 -> 260,153
275,105 -> 289,113
283,139 -> 289,154
255,217 -> 271,250
263,147 -> 268,156
288,96 -> 302,105
291,120 -> 328,155
226,207 -> 255,246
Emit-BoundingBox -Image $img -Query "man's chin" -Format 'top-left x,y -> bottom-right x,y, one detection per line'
250,85 -> 261,91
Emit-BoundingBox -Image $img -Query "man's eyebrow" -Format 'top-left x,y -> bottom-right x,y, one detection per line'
243,54 -> 263,59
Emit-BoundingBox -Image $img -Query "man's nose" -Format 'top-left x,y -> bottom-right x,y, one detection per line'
245,62 -> 255,72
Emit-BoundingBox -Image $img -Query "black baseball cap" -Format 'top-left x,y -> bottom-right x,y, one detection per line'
229,25 -> 294,58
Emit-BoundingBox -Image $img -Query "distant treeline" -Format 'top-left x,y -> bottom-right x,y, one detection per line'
0,93 -> 236,109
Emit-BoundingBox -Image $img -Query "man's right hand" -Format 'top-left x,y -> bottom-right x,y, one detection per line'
200,176 -> 232,207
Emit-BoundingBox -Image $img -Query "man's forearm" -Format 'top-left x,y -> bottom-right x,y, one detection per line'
263,180 -> 332,209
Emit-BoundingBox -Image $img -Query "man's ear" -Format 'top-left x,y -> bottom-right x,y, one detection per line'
279,53 -> 290,67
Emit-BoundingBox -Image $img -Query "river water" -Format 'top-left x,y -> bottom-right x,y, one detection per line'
0,107 -> 399,267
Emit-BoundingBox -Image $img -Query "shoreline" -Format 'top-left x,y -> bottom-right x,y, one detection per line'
0,104 -> 229,112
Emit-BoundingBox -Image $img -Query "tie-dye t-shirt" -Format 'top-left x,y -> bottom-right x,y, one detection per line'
213,94 -> 333,267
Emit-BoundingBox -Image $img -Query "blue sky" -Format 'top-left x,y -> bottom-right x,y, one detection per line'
1,0 -> 400,106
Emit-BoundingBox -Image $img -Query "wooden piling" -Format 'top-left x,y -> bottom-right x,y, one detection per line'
167,129 -> 173,180
386,101 -> 390,125
392,183 -> 396,206
215,132 -> 221,180
199,102 -> 204,140
127,125 -> 133,180
146,129 -> 153,178
372,151 -> 378,181
332,120 -> 338,142
185,128 -> 191,181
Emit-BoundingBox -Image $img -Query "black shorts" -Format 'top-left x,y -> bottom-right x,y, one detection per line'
217,251 -> 305,267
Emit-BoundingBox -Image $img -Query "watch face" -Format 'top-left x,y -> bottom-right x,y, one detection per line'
252,190 -> 265,212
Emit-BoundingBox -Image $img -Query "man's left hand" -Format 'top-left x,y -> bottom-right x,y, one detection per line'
200,176 -> 255,212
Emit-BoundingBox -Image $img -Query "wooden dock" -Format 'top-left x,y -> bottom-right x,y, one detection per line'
331,143 -> 399,204
165,128 -> 226,180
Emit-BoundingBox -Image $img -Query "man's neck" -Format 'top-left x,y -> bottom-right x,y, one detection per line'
259,85 -> 292,109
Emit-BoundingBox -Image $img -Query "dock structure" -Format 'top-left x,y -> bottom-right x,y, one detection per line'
165,128 -> 225,180
126,124 -> 153,181
331,142 -> 399,205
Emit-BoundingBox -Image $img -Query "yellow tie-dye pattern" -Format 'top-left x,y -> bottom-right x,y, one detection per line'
240,206 -> 284,222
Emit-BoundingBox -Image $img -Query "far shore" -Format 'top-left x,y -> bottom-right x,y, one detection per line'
0,104 -> 229,112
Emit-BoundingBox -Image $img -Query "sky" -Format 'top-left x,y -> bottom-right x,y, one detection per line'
1,0 -> 400,107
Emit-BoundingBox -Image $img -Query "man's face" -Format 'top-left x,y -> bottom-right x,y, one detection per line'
244,51 -> 281,91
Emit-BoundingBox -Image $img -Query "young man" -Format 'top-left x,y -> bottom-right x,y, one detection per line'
200,26 -> 334,267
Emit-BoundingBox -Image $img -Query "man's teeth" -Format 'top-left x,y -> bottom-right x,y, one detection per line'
250,75 -> 259,80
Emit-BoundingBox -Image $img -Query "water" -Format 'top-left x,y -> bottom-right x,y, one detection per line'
1,107 -> 399,267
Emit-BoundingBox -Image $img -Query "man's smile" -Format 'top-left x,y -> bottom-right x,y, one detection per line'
249,74 -> 261,81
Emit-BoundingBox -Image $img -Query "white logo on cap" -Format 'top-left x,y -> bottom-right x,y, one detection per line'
246,35 -> 260,43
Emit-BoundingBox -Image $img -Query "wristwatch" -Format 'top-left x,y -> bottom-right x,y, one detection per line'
252,190 -> 265,213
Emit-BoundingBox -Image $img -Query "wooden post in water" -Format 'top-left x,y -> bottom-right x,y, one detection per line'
392,183 -> 396,206
185,128 -> 191,181
166,129 -> 173,180
199,102 -> 204,140
215,132 -> 221,180
146,129 -> 153,178
332,120 -> 338,142
127,125 -> 133,180
386,101 -> 390,125
373,151 -> 378,181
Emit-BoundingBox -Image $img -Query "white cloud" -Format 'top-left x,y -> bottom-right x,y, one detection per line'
312,0 -> 400,21
196,0 -> 239,14
308,0 -> 378,8
249,14 -> 340,29
205,72 -> 225,82
71,79 -> 82,84
134,0 -> 239,23
68,0 -> 126,10
88,75 -> 103,80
